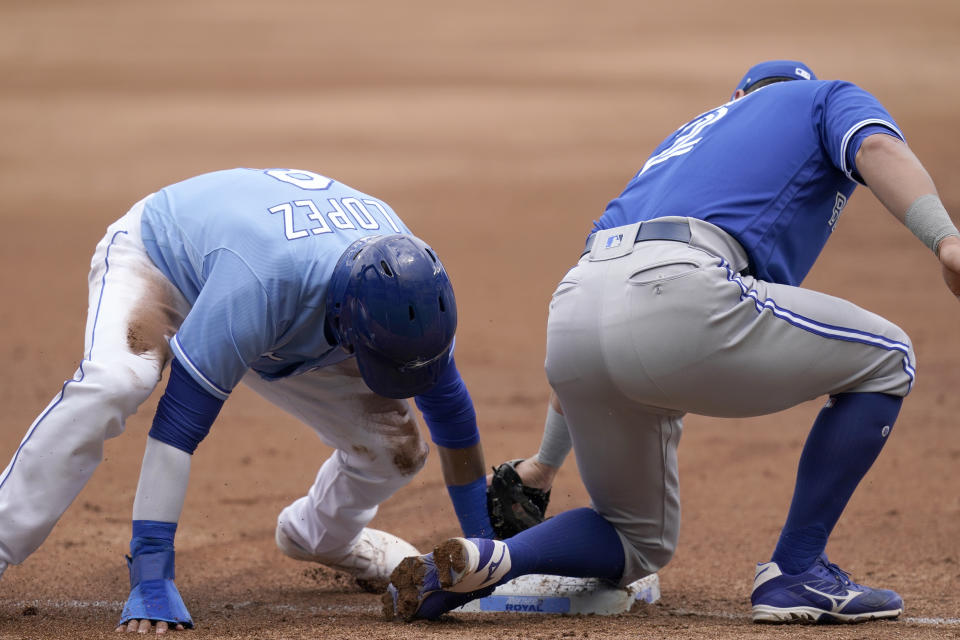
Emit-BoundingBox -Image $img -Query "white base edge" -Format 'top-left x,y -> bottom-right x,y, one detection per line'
453,573 -> 660,615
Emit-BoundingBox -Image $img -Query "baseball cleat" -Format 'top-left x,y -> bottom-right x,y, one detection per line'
433,537 -> 512,592
751,553 -> 903,623
275,524 -> 418,592
381,537 -> 510,621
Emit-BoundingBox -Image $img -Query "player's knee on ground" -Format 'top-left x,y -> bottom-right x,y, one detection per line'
617,526 -> 678,584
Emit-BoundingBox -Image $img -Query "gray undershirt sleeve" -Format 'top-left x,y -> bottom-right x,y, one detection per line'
536,404 -> 573,469
131,436 -> 192,523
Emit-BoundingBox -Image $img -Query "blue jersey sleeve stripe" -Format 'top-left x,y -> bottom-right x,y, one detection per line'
721,261 -> 915,391
170,335 -> 231,400
839,118 -> 905,181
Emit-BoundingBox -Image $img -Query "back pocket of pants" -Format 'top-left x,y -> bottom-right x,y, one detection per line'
628,261 -> 702,285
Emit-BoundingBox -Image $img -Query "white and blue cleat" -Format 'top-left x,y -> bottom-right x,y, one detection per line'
382,537 -> 511,621
751,553 -> 903,623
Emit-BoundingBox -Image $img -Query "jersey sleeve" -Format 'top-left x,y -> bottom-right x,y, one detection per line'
818,81 -> 904,184
170,248 -> 279,399
149,357 -> 225,454
414,356 -> 480,449
414,355 -> 491,538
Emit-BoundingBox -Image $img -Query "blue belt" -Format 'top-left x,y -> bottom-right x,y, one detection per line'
581,220 -> 691,257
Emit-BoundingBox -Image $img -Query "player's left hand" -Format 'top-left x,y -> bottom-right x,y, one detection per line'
116,619 -> 185,634
117,551 -> 194,633
484,455 -> 557,492
513,456 -> 558,492
486,459 -> 552,539
937,235 -> 960,300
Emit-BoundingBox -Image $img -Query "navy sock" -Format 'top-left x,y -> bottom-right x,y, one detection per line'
503,507 -> 625,583
771,392 -> 902,574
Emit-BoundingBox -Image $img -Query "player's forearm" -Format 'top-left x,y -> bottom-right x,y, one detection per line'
437,442 -> 486,486
122,439 -> 195,630
856,133 -> 938,221
132,437 -> 191,521
439,443 -> 493,538
536,392 -> 572,470
856,134 -> 959,256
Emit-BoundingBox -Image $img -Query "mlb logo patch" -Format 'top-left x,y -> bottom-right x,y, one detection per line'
605,234 -> 624,249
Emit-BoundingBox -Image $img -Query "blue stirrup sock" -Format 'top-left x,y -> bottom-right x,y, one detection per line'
397,508 -> 625,620
771,392 -> 902,574
502,507 -> 625,583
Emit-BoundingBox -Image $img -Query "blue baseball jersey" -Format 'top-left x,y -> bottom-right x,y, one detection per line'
141,168 -> 413,400
595,80 -> 903,285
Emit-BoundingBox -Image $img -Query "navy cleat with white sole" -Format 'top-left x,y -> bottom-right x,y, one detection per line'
382,537 -> 511,621
751,553 -> 903,623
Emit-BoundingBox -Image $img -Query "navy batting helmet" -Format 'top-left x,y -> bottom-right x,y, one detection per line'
325,234 -> 457,399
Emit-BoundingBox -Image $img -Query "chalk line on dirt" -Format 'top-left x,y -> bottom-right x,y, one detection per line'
6,600 -> 959,626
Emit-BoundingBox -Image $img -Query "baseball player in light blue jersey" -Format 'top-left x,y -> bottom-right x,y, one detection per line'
0,168 -> 494,633
383,61 -> 960,624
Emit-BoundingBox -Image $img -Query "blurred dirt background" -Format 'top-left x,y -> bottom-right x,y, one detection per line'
1,1 -> 958,638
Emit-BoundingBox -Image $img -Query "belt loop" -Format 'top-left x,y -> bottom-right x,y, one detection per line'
582,233 -> 595,256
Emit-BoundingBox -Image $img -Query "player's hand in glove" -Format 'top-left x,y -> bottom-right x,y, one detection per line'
512,457 -> 558,492
486,458 -> 552,539
938,235 -> 960,301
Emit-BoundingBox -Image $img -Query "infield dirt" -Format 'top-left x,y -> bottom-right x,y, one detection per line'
1,2 -> 958,638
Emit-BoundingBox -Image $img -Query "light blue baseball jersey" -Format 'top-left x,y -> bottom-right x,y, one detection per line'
595,80 -> 903,286
141,168 -> 412,400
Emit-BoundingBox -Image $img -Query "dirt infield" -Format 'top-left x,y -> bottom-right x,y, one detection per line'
1,1 -> 958,638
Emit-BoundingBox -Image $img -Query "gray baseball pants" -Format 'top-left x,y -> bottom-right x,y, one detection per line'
544,217 -> 915,586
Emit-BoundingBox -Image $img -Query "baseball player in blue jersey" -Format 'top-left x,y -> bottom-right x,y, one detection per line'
0,168 -> 494,633
383,61 -> 960,624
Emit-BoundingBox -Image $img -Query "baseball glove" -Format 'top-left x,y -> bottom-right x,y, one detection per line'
486,459 -> 551,539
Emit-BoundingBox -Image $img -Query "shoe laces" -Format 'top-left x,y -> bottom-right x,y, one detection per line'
819,557 -> 854,588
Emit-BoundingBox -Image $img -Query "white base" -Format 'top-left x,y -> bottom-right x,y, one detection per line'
453,573 -> 660,615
